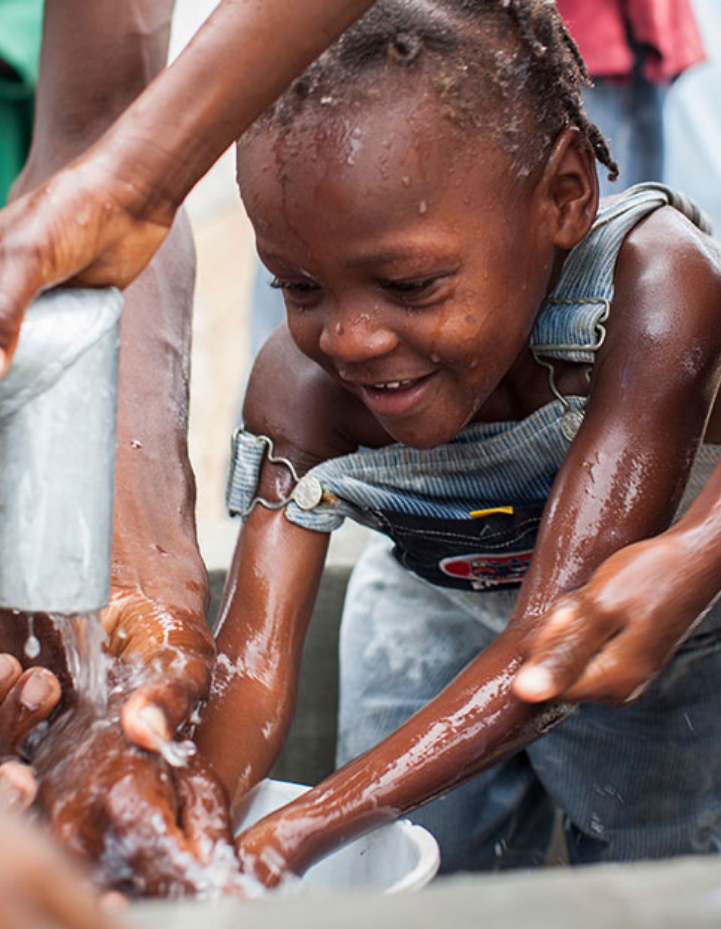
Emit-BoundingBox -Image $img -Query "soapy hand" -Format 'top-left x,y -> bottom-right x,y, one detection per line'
0,154 -> 174,375
101,586 -> 215,756
513,533 -> 712,706
0,593 -> 236,896
0,653 -> 240,897
31,680 -> 239,898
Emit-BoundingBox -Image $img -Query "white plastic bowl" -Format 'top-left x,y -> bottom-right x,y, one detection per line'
235,779 -> 440,894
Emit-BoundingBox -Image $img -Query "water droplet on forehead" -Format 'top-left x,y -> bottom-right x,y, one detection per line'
418,200 -> 429,215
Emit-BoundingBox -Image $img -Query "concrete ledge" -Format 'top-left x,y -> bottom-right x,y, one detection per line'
128,855 -> 721,928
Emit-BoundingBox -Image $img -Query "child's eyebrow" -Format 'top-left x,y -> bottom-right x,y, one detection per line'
344,247 -> 453,269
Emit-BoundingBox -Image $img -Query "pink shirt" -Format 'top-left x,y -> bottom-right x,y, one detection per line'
556,0 -> 705,82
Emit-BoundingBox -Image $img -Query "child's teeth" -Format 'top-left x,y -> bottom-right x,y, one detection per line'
373,380 -> 410,390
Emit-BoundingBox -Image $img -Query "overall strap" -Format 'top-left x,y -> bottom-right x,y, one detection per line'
531,183 -> 711,366
529,183 -> 711,440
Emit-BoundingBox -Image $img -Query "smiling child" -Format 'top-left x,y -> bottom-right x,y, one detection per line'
194,0 -> 721,881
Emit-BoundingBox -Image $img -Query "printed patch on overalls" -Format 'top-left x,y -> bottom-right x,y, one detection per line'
370,505 -> 543,592
439,551 -> 533,590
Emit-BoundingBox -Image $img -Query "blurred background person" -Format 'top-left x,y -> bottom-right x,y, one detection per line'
0,0 -> 43,205
557,0 -> 704,195
665,0 -> 721,232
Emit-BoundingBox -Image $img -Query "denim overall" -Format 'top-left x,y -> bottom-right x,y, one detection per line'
228,184 -> 721,870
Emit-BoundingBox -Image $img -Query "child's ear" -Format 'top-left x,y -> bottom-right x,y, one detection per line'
538,128 -> 599,249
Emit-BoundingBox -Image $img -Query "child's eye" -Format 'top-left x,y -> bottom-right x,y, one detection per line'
270,276 -> 321,305
380,276 -> 444,303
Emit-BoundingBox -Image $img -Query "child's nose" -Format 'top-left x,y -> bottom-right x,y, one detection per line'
318,309 -> 398,363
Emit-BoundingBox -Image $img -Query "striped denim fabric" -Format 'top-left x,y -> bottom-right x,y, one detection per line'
531,182 -> 711,364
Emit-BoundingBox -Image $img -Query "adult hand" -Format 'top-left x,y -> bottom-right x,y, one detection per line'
0,659 -> 60,812
513,532 -> 712,705
0,154 -> 174,373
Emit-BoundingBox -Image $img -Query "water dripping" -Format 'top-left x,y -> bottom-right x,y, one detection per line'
24,615 -> 41,660
51,611 -> 111,712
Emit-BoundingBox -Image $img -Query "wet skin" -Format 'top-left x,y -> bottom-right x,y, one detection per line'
196,85 -> 721,882
1,2 -> 720,891
0,0 -> 377,895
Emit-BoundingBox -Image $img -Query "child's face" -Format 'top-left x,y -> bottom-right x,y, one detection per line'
239,91 -> 559,447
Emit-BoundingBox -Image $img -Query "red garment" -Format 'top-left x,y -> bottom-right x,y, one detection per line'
556,0 -> 705,83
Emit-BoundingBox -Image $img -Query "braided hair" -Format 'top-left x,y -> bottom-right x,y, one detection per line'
255,0 -> 618,182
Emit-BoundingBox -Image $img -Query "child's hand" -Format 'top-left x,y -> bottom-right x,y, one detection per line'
32,694 -> 237,897
102,587 -> 215,756
235,815 -> 297,889
513,533 -> 710,705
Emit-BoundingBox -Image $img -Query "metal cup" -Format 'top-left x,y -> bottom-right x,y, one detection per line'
0,287 -> 122,613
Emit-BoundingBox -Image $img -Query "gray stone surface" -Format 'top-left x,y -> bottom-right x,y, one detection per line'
127,857 -> 721,928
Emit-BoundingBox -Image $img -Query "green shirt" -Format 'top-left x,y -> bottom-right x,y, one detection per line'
0,0 -> 44,204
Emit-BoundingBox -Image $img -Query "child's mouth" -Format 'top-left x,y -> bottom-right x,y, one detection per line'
357,373 -> 434,417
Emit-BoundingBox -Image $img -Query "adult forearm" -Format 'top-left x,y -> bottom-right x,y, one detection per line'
85,0 -> 377,218
13,1 -> 175,195
110,214 -> 208,624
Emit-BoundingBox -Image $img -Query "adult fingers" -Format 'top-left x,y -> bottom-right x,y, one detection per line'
0,761 -> 37,813
0,668 -> 61,755
0,655 -> 23,704
0,201 -> 54,372
559,631 -> 655,705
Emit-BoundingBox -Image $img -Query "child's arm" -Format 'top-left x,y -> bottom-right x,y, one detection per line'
514,449 -> 721,705
195,333 -> 356,804
195,509 -> 330,805
0,0 -> 376,373
233,209 -> 721,884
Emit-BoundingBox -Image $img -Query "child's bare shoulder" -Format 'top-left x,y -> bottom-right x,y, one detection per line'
608,205 -> 721,362
243,325 -> 388,468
